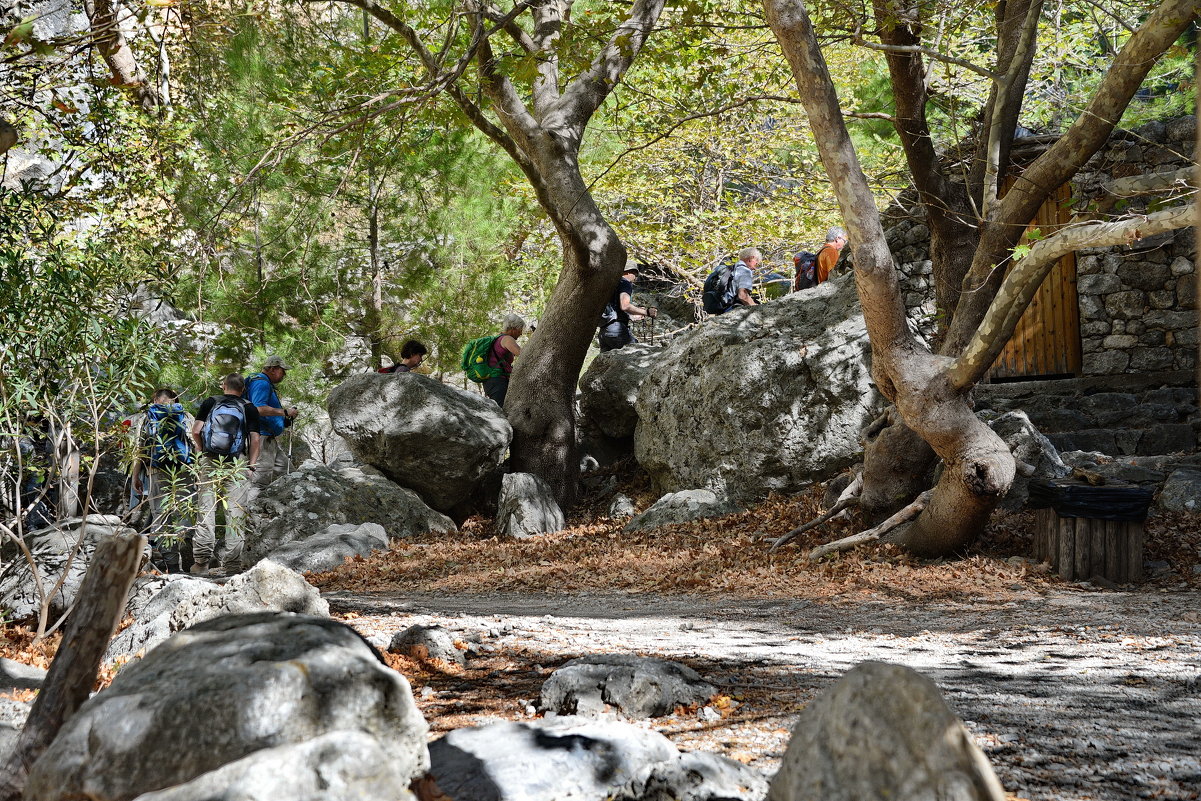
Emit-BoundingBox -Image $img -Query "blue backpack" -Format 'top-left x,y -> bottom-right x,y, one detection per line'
143,404 -> 192,469
201,397 -> 247,456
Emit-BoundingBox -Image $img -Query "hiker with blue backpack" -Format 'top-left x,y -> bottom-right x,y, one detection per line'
245,355 -> 300,498
598,264 -> 657,352
701,247 -> 760,315
460,314 -> 525,407
190,373 -> 261,575
131,388 -> 194,570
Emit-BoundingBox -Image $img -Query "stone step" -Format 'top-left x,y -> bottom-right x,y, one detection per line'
1047,424 -> 1196,457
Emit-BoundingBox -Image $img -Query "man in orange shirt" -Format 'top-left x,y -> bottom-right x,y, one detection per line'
816,227 -> 848,284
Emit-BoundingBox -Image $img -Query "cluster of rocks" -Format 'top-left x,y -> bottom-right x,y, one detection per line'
0,564 -> 1007,801
323,370 -> 568,541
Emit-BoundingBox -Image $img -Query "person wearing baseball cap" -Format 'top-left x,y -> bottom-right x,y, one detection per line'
598,262 -> 657,352
244,355 -> 299,501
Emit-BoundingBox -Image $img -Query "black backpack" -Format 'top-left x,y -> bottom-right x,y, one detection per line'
701,265 -> 737,314
201,397 -> 247,456
793,251 -> 818,290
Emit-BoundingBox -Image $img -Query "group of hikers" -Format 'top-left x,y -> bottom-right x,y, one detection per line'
118,230 -> 850,565
124,356 -> 300,575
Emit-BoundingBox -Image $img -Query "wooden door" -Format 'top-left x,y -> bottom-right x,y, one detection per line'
988,182 -> 1082,381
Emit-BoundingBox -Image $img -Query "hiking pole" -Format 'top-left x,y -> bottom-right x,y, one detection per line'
649,310 -> 656,345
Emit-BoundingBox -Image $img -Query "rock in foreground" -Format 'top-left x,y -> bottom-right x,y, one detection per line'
767,661 -> 1005,801
28,613 -> 429,801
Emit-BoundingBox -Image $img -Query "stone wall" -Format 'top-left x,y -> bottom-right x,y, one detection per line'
882,115 -> 1198,375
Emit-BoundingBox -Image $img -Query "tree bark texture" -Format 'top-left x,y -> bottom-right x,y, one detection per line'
765,0 -> 1016,556
944,0 -> 1200,355
87,0 -> 162,113
0,529 -> 144,801
347,0 -> 667,504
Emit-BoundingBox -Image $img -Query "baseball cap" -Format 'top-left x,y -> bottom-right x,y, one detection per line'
263,355 -> 291,370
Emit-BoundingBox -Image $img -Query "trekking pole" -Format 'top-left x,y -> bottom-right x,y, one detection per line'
649,312 -> 655,346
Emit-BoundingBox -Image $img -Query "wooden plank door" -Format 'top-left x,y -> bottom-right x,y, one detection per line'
988,182 -> 1083,381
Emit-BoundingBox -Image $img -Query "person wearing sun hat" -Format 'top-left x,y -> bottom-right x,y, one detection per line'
244,355 -> 299,500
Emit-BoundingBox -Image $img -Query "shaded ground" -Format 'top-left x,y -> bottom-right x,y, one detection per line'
331,589 -> 1201,801
310,489 -> 1201,801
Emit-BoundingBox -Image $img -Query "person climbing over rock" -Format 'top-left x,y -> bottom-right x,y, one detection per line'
598,263 -> 657,352
816,227 -> 848,284
379,340 -> 428,373
245,355 -> 299,498
483,314 -> 525,408
191,373 -> 260,575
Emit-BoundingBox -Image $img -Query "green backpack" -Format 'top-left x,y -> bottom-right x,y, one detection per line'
461,336 -> 505,383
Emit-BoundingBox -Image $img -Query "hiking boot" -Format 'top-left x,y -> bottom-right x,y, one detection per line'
189,560 -> 210,575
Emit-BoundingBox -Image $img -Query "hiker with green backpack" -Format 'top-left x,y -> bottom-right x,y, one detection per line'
460,314 -> 526,408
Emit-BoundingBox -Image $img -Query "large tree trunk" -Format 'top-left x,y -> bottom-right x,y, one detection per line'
765,0 -> 1019,555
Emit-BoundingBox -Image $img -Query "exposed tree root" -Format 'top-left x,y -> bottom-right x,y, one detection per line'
771,473 -> 863,551
806,489 -> 932,561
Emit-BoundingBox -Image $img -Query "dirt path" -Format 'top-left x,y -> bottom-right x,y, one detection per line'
328,587 -> 1201,801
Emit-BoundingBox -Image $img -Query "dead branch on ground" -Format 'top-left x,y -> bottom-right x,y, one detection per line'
806,490 -> 932,561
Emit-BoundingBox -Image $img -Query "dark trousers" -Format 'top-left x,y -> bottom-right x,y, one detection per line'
483,375 -> 510,407
598,324 -> 636,352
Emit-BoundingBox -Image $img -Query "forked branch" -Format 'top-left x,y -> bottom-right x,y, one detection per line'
806,490 -> 932,560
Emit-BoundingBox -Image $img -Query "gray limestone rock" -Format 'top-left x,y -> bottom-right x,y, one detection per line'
0,696 -> 31,765
27,613 -> 429,801
497,473 -> 565,538
1155,468 -> 1201,512
624,490 -> 743,532
327,372 -> 511,513
985,411 -> 1071,512
243,460 -> 455,566
767,662 -> 1005,801
540,654 -> 717,719
635,275 -> 881,500
579,344 -> 663,439
0,657 -> 45,692
608,493 -> 637,519
389,624 -> 465,666
264,522 -> 388,574
105,561 -> 329,666
128,731 -> 416,801
0,517 -> 146,621
615,751 -> 768,801
426,716 -> 762,801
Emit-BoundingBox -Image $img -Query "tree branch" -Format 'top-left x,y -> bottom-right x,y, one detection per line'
852,36 -> 998,81
771,492 -> 861,551
555,0 -> 667,126
947,204 -> 1195,389
807,490 -> 931,560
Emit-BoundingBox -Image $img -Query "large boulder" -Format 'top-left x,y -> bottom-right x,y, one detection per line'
0,516 -> 146,620
540,654 -> 716,718
27,613 -> 429,801
243,460 -> 455,566
264,522 -> 388,574
105,561 -> 330,666
767,662 -> 1005,801
327,372 -> 512,513
579,344 -> 664,439
635,276 -> 881,500
425,716 -> 765,801
497,473 -> 565,538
